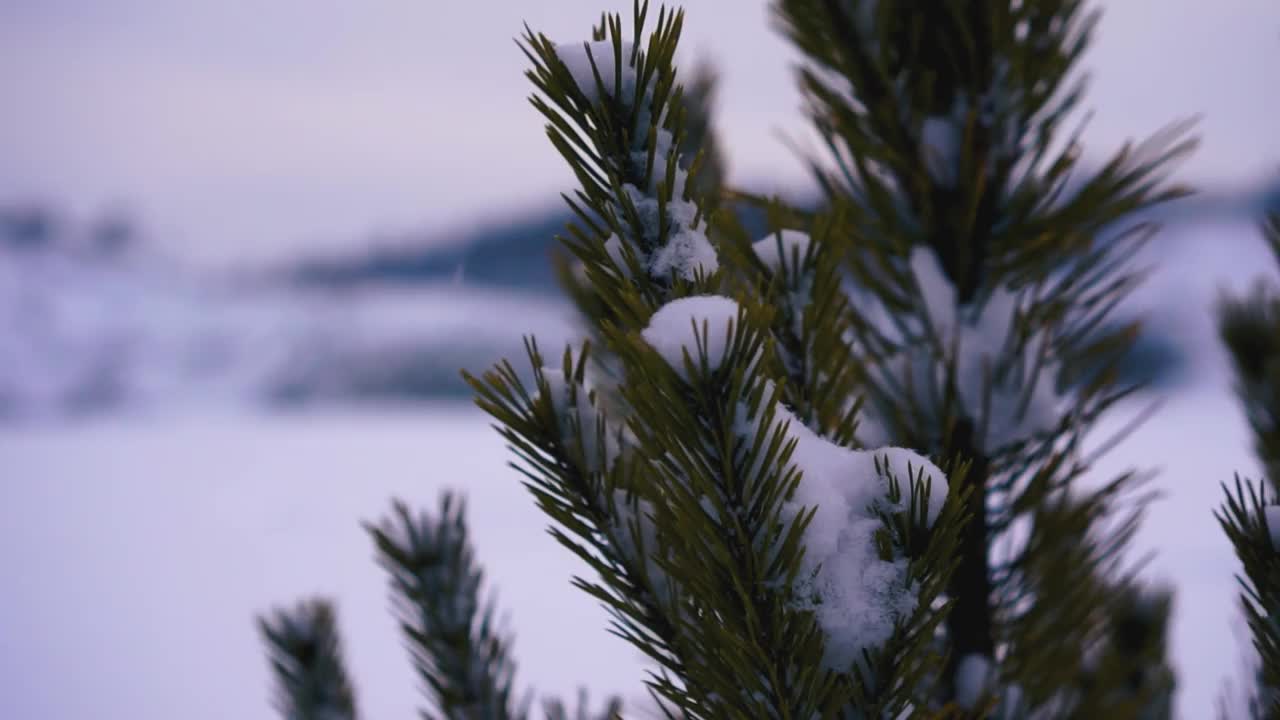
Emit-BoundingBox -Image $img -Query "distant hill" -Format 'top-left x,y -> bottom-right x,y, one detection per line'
1,176 -> 1274,420
282,176 -> 1279,294
0,205 -> 577,419
287,209 -> 572,292
275,177 -> 1280,392
283,199 -> 780,294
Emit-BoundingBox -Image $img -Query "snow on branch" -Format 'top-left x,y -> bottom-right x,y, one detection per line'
640,295 -> 741,378
641,294 -> 950,674
525,8 -> 718,303
856,244 -> 1067,455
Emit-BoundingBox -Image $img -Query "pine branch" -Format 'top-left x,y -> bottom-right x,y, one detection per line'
772,0 -> 1193,712
714,205 -> 866,447
502,11 -> 751,712
608,301 -> 843,717
1216,476 -> 1280,718
366,495 -> 525,720
519,2 -> 720,333
464,342 -> 699,711
490,10 -> 964,714
1082,584 -> 1176,718
1218,212 -> 1280,492
1217,209 -> 1280,718
258,598 -> 361,720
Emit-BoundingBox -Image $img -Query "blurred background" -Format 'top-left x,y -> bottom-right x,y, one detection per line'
1,1 -> 1278,717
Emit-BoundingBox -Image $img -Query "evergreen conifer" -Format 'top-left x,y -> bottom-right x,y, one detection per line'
256,3 -> 1202,717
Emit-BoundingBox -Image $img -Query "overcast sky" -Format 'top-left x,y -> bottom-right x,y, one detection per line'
1,0 -> 1277,267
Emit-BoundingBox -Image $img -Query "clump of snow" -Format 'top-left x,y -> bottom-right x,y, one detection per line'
640,126 -> 676,174
786,424 -> 947,672
732,388 -> 949,673
1266,506 -> 1280,551
910,246 -> 957,327
955,653 -> 995,709
856,245 -> 1067,454
920,67 -> 1025,186
615,129 -> 718,283
648,227 -> 718,282
538,367 -> 618,473
622,184 -> 663,235
912,246 -> 1065,448
752,230 -> 811,272
641,296 -> 741,379
921,101 -> 965,187
996,683 -> 1026,719
556,40 -> 637,104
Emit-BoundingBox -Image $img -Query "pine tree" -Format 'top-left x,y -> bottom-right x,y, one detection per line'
1216,211 -> 1280,718
255,2 -> 1197,717
766,1 -> 1193,714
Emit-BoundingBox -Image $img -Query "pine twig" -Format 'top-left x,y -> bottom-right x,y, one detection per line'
1215,476 -> 1280,718
367,494 -> 524,720
258,598 -> 361,720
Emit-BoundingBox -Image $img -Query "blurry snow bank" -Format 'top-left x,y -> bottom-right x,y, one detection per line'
1080,214 -> 1278,719
0,408 -> 651,720
0,245 -> 578,421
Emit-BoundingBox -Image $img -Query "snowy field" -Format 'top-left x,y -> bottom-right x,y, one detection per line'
0,245 -> 580,418
0,216 -> 1275,719
0,406 -> 654,718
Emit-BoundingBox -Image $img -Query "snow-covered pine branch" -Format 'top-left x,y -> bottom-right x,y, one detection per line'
520,5 -> 718,336
472,5 -> 966,715
776,0 -> 1194,712
610,293 -> 956,716
715,213 -> 866,447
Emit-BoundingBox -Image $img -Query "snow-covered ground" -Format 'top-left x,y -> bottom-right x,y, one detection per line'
0,245 -> 579,419
0,406 -> 653,719
0,215 -> 1275,718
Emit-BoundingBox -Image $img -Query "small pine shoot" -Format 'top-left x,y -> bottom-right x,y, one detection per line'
366,495 -> 527,719
1216,210 -> 1280,718
258,599 -> 361,720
